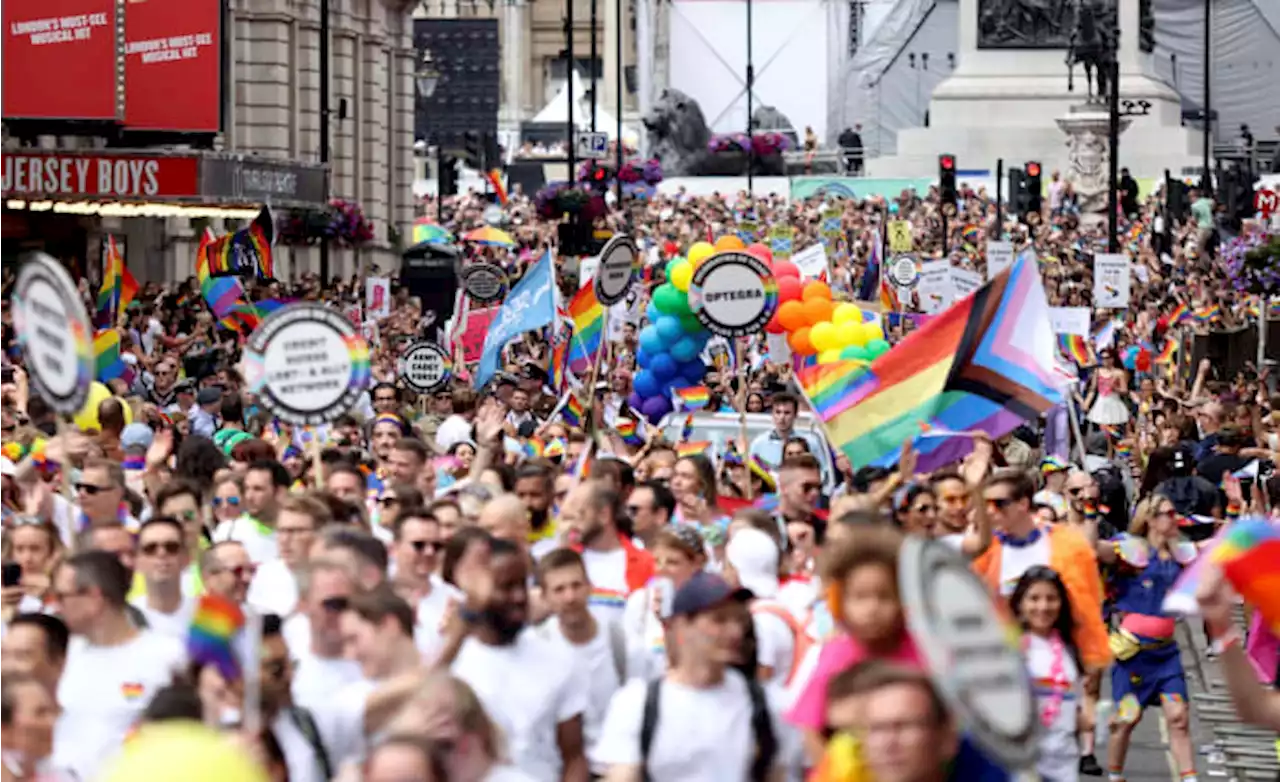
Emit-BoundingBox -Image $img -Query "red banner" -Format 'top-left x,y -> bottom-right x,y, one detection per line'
123,0 -> 222,132
1,152 -> 201,200
460,307 -> 500,364
2,0 -> 118,120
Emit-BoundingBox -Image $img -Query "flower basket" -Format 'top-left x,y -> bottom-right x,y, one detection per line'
277,200 -> 375,246
328,199 -> 375,246
1223,229 -> 1280,296
534,183 -> 607,221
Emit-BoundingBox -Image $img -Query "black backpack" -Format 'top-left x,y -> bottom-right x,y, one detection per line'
639,676 -> 777,782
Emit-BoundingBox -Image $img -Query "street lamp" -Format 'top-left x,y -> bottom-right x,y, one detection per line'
1106,42 -> 1151,252
416,51 -> 444,221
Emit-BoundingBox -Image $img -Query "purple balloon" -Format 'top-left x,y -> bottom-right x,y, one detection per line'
640,394 -> 673,423
627,391 -> 645,410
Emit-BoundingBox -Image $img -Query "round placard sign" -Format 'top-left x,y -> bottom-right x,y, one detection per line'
898,537 -> 1037,771
686,251 -> 778,338
594,235 -> 639,306
889,257 -> 920,288
461,263 -> 508,303
399,341 -> 452,394
241,303 -> 372,426
12,254 -> 93,414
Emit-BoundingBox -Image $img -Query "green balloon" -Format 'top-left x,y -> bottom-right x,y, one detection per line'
678,313 -> 703,333
664,256 -> 686,280
668,291 -> 693,316
866,338 -> 891,357
653,284 -> 682,313
841,345 -> 870,361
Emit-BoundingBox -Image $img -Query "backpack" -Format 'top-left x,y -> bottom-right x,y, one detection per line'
640,675 -> 776,782
749,601 -> 813,686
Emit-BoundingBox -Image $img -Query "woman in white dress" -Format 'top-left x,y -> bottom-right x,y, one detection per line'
1086,349 -> 1130,428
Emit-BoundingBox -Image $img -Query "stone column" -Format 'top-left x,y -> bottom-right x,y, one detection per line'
602,0 -> 622,123
500,0 -> 526,131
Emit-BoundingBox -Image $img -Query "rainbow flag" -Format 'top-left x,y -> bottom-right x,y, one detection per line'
749,454 -> 777,492
205,207 -> 275,279
676,440 -> 711,458
673,385 -> 711,411
962,224 -> 980,245
486,168 -> 509,206
1057,334 -> 1096,367
549,308 -> 574,394
567,284 -> 604,377
196,229 -> 249,319
561,393 -> 586,429
1168,302 -> 1191,325
1212,519 -> 1280,634
679,413 -> 695,443
1154,337 -> 1177,364
93,329 -> 135,385
799,252 -> 1064,472
615,417 -> 645,447
1194,304 -> 1221,324
96,236 -> 138,327
187,594 -> 245,681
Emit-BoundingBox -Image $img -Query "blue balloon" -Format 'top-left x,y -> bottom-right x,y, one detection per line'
633,369 -> 662,398
670,337 -> 699,363
656,315 -> 684,343
646,303 -> 663,323
651,353 -> 678,382
640,395 -> 673,424
638,325 -> 665,355
678,361 -> 707,386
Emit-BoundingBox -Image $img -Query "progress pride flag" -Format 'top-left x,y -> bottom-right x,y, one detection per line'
124,0 -> 222,131
2,0 -> 118,120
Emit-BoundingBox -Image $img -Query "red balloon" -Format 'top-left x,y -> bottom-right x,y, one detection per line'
747,243 -> 773,263
777,276 -> 803,303
765,312 -> 785,334
773,260 -> 801,279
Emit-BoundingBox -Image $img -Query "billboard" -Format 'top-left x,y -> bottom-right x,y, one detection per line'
123,0 -> 222,132
2,0 -> 120,120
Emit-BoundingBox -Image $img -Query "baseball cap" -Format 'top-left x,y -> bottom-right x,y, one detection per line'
670,571 -> 752,618
120,423 -> 155,454
725,528 -> 780,599
196,387 -> 222,406
1040,455 -> 1069,474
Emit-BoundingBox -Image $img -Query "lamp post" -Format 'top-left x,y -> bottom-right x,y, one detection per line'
415,51 -> 442,220
1106,47 -> 1150,252
319,0 -> 331,281
745,0 -> 754,195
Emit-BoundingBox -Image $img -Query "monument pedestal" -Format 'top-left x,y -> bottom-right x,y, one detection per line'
866,0 -> 1201,179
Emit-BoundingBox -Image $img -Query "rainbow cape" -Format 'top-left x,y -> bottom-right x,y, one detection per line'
798,252 -> 1064,472
567,284 -> 604,377
187,594 -> 245,681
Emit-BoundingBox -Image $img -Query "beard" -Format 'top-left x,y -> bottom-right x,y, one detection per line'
529,506 -> 550,532
485,609 -> 525,645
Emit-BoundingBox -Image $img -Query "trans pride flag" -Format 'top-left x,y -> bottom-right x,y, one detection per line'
798,252 -> 1064,472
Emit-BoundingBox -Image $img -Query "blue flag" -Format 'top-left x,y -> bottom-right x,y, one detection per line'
475,251 -> 556,389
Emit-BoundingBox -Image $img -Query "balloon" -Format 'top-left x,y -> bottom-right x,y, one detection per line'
678,313 -> 703,334
765,312 -> 785,334
832,302 -> 862,325
636,348 -> 654,369
860,321 -> 885,344
651,353 -> 678,381
802,297 -> 835,326
773,260 -> 801,279
835,320 -> 863,348
670,259 -> 694,292
639,325 -> 665,354
667,292 -> 693,316
840,345 -> 870,361
746,243 -> 773,263
74,382 -> 116,432
678,360 -> 706,385
670,337 -> 700,363
640,394 -> 673,423
687,241 -> 716,267
777,276 -> 803,304
101,722 -> 269,782
653,284 -> 683,313
715,235 -> 745,251
634,370 -> 662,398
788,327 -> 815,355
866,338 -> 891,357
628,391 -> 645,409
646,302 -> 662,323
809,321 -> 839,352
802,281 -> 832,301
777,300 -> 807,332
818,349 -> 844,364
655,315 -> 684,343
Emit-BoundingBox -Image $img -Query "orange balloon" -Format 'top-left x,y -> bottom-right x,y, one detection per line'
714,235 -> 746,251
802,297 -> 835,326
788,326 -> 815,355
776,300 -> 808,332
802,280 -> 832,301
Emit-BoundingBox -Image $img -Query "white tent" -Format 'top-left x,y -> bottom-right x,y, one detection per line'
531,70 -> 640,146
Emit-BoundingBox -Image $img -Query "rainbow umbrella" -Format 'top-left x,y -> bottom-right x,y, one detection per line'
462,226 -> 516,248
413,219 -> 453,245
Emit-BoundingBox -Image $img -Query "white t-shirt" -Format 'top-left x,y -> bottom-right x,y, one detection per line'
451,629 -> 588,782
290,635 -> 367,713
53,631 -> 188,782
998,531 -> 1053,596
435,414 -> 473,451
213,516 -> 279,564
540,617 -> 623,775
750,602 -> 797,690
1024,632 -> 1080,782
413,577 -> 463,662
313,678 -> 376,768
581,547 -> 630,630
129,594 -> 198,641
621,584 -> 669,682
483,766 -> 539,782
593,669 -> 781,781
248,559 -> 299,618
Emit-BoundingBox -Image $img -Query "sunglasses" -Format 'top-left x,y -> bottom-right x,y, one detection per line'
378,496 -> 401,507
912,503 -> 938,514
409,540 -> 442,554
141,541 -> 182,556
263,659 -> 288,680
800,481 -> 823,493
216,563 -> 257,580
75,482 -> 113,495
212,496 -> 241,508
1066,488 -> 1083,497
985,497 -> 1015,511
320,596 -> 350,613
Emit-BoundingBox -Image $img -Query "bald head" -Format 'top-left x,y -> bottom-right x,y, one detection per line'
477,494 -> 530,547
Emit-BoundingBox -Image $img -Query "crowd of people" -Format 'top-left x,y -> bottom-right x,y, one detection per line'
1,173 -> 1279,782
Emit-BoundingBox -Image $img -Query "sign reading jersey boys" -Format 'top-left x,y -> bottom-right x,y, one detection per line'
241,304 -> 371,425
12,254 -> 93,414
593,235 -> 639,305
399,341 -> 452,394
687,251 -> 779,337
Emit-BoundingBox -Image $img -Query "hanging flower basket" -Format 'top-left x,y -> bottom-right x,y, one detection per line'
534,183 -> 606,221
277,200 -> 375,247
328,199 -> 375,246
1222,228 -> 1280,296
575,157 -> 664,187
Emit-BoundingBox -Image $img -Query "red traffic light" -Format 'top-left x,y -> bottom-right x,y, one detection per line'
1026,161 -> 1041,177
939,155 -> 955,170
592,165 -> 606,182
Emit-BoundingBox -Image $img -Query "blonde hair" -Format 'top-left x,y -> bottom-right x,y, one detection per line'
1129,494 -> 1173,536
391,672 -> 506,761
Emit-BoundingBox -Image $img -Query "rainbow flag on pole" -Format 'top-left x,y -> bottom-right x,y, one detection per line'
567,284 -> 605,376
204,207 -> 275,279
96,236 -> 138,327
187,594 -> 245,681
1057,334 -> 1096,367
673,385 -> 711,411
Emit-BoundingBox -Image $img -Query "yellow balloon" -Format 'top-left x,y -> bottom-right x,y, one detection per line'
670,259 -> 693,292
818,349 -> 844,364
832,302 -> 862,325
101,722 -> 269,782
836,321 -> 863,347
860,322 -> 885,343
809,321 -> 838,352
73,382 -> 113,432
687,241 -> 716,267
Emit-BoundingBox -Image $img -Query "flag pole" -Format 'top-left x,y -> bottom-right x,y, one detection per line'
736,339 -> 753,500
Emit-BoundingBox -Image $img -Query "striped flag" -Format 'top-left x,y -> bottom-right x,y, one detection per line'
96,236 -> 138,327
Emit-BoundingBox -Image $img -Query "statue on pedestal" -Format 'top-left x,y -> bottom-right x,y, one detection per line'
1065,0 -> 1117,102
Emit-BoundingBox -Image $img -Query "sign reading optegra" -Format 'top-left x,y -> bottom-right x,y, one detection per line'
687,251 -> 779,337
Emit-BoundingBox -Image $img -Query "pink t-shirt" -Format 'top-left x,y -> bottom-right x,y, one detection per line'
786,631 -> 925,730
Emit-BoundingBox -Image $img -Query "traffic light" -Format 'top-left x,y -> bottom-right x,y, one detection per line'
1008,167 -> 1030,223
438,154 -> 458,197
1165,174 -> 1187,223
1023,161 -> 1043,219
938,154 -> 958,206
586,163 -> 609,191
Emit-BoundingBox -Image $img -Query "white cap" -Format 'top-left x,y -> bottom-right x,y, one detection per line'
726,527 -> 780,599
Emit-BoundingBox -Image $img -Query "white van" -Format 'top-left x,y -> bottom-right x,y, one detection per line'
656,410 -> 837,492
